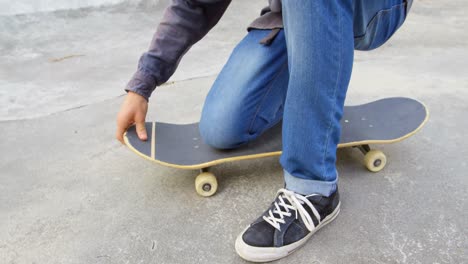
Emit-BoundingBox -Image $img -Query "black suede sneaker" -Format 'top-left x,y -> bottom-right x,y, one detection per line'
235,188 -> 340,262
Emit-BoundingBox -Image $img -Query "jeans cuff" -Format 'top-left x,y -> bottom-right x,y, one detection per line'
284,170 -> 338,197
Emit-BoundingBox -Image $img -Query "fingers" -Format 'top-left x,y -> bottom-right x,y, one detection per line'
135,118 -> 148,141
116,116 -> 130,144
116,107 -> 133,144
115,124 -> 126,144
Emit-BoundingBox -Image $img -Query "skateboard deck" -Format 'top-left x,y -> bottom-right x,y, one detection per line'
124,97 -> 428,196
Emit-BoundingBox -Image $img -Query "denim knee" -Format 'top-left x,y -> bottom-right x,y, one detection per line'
354,1 -> 407,50
199,111 -> 248,150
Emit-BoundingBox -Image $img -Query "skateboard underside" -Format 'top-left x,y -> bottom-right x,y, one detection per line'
124,97 -> 428,196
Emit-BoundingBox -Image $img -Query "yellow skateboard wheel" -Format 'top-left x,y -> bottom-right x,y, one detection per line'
364,150 -> 387,172
195,172 -> 218,197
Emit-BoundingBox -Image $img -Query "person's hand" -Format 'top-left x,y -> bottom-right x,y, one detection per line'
116,91 -> 148,144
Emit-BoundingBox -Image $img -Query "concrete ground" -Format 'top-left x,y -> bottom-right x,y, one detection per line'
1,1 -> 467,263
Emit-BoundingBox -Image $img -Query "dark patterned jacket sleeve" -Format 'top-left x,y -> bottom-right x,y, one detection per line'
125,0 -> 231,100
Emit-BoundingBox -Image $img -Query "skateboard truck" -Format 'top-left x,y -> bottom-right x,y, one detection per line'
355,144 -> 387,172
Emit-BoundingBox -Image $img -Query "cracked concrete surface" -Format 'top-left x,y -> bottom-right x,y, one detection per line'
0,0 -> 467,263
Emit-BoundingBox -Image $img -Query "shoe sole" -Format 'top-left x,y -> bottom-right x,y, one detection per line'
235,202 -> 341,263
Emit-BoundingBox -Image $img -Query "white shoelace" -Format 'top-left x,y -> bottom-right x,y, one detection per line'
263,189 -> 321,232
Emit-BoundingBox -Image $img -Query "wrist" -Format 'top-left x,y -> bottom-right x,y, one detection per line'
127,90 -> 149,102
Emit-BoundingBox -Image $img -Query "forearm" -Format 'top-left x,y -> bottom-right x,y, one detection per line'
126,0 -> 231,100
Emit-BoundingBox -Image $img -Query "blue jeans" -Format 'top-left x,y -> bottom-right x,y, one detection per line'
199,0 -> 407,196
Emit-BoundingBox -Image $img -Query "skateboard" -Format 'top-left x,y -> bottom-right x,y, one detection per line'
124,97 -> 428,197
